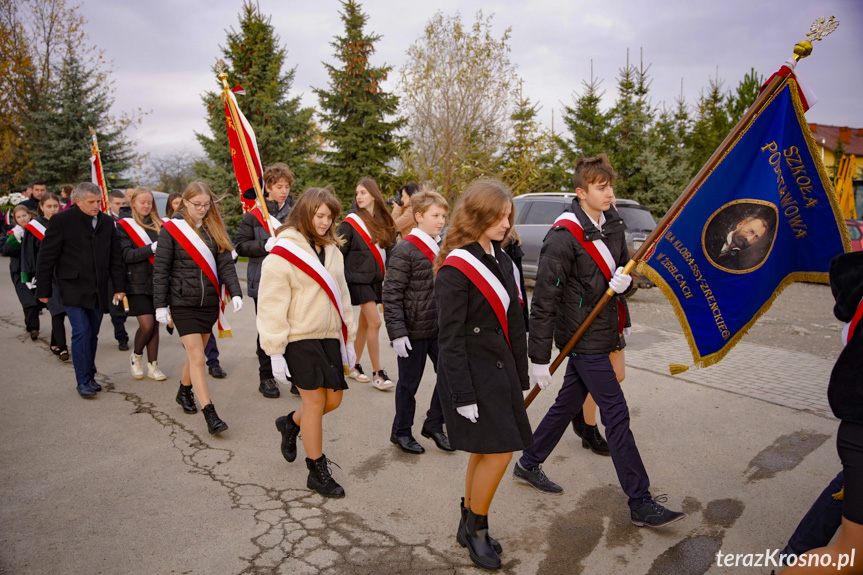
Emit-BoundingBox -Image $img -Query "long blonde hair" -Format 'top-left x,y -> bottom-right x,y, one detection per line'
129,187 -> 161,234
178,182 -> 233,252
436,179 -> 514,271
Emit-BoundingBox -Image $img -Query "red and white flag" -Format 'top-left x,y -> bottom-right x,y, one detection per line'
762,58 -> 818,112
90,134 -> 109,212
224,86 -> 264,213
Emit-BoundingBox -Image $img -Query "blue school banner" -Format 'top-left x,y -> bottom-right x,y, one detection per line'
638,77 -> 850,367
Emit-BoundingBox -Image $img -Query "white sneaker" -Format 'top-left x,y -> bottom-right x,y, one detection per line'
147,361 -> 167,381
348,364 -> 370,383
130,353 -> 144,380
372,370 -> 395,391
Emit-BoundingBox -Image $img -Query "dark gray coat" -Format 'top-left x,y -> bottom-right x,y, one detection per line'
529,201 -> 632,363
152,215 -> 242,309
435,241 -> 533,454
337,219 -> 390,286
115,209 -> 159,296
382,236 -> 438,341
233,200 -> 291,299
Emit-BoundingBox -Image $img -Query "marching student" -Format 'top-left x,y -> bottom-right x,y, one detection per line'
106,190 -> 130,351
338,177 -> 397,391
233,162 -> 295,399
116,187 -> 166,382
0,205 -> 41,340
21,193 -> 68,359
383,189 -> 453,454
435,179 -> 533,571
261,188 -> 356,498
514,154 -> 685,528
153,182 -> 243,435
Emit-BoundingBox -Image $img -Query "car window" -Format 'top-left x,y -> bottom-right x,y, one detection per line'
522,201 -> 567,225
617,206 -> 656,232
848,223 -> 862,241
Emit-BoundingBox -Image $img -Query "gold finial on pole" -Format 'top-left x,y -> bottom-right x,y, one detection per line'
793,15 -> 840,61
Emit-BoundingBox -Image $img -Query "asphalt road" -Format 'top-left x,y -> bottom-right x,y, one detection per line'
0,264 -> 845,574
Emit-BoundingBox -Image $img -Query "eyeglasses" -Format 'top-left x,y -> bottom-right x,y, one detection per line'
186,201 -> 211,210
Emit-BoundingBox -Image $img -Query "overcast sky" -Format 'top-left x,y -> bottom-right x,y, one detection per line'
78,0 -> 862,160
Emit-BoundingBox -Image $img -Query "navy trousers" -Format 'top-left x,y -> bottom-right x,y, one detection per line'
66,306 -> 102,385
781,471 -> 844,560
253,298 -> 273,380
205,333 -> 220,367
392,337 -> 445,437
109,301 -> 128,342
519,353 -> 651,509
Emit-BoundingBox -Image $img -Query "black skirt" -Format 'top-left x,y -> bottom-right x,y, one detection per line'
128,294 -> 155,317
285,338 -> 348,391
348,282 -> 381,306
171,305 -> 218,336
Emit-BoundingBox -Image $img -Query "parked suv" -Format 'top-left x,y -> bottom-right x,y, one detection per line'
512,193 -> 657,288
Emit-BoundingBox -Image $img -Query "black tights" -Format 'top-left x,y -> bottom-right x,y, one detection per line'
50,313 -> 67,350
134,313 -> 159,362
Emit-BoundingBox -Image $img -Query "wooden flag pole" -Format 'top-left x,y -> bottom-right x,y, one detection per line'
215,59 -> 275,236
88,126 -> 109,212
525,18 -> 838,408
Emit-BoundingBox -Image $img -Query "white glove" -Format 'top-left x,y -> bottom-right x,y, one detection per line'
156,307 -> 171,324
25,280 -> 36,290
150,241 -> 158,253
231,249 -> 238,262
346,341 -> 357,368
532,362 -> 553,390
232,296 -> 243,312
456,404 -> 479,423
622,327 -> 631,338
12,225 -> 24,242
392,336 -> 412,358
609,267 -> 632,294
264,237 -> 278,252
270,354 -> 290,386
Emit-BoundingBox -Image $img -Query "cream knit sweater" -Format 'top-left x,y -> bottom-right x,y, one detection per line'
257,227 -> 356,356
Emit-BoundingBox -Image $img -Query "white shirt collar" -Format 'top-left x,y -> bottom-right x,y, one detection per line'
584,210 -> 606,231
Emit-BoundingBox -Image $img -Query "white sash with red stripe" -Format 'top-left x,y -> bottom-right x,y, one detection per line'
162,219 -> 233,337
553,212 -> 626,332
269,238 -> 349,368
442,248 -> 514,348
250,206 -> 281,236
402,228 -> 439,263
24,220 -> 46,241
118,217 -> 154,265
344,213 -> 386,274
842,297 -> 863,347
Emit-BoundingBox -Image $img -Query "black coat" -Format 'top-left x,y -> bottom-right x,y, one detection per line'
20,216 -> 64,315
529,201 -> 631,363
337,219 -> 390,286
35,206 -> 125,312
382,235 -> 438,341
233,200 -> 290,299
115,210 -> 160,296
435,241 -> 533,454
152,215 -> 242,309
828,251 -> 863,424
0,228 -> 38,309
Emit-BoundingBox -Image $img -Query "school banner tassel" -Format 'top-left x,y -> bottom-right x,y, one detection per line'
88,126 -> 109,212
217,286 -> 232,338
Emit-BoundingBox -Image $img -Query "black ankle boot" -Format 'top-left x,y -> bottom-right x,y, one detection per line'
582,424 -> 611,456
460,508 -> 501,570
202,403 -> 228,435
275,412 -> 301,462
459,498 -> 502,555
571,408 -> 585,438
305,455 -> 345,498
175,383 -> 197,414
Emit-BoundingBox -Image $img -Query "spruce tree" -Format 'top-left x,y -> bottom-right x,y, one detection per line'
638,94 -> 693,216
314,0 -> 404,207
195,1 -> 318,231
726,68 -> 764,125
557,65 -> 608,186
28,47 -> 133,188
688,75 -> 731,174
500,84 -> 560,195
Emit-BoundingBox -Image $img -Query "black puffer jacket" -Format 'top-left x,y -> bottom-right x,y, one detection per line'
153,215 -> 242,309
233,200 -> 291,299
383,233 -> 438,340
338,218 -> 390,286
529,200 -> 632,362
116,207 -> 159,296
827,251 -> 863,424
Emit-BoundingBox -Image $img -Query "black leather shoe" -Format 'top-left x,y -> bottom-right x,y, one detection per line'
259,378 -> 280,398
630,495 -> 686,528
421,427 -> 455,452
208,365 -> 227,379
202,403 -> 228,435
175,383 -> 197,414
29,330 -> 38,341
459,498 -> 502,555
390,434 -> 425,454
88,379 -> 102,393
457,508 -> 501,570
118,339 -> 129,351
275,412 -> 301,462
289,383 -> 300,396
77,382 -> 96,398
306,455 -> 345,498
581,424 -> 611,456
571,408 -> 586,438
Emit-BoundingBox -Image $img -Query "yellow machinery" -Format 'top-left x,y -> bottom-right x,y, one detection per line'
835,154 -> 858,219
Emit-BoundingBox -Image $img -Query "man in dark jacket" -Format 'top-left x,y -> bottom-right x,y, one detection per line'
233,162 -> 294,398
514,155 -> 686,528
36,182 -> 125,398
382,190 -> 452,454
